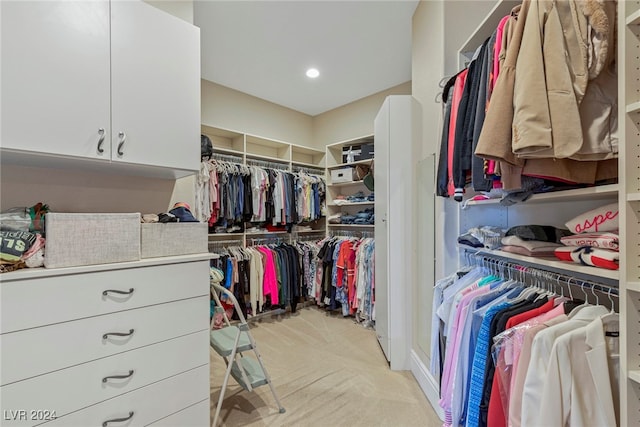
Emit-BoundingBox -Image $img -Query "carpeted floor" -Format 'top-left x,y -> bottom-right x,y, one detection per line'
210,306 -> 442,426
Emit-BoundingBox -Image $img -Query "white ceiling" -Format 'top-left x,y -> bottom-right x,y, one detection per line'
194,0 -> 418,116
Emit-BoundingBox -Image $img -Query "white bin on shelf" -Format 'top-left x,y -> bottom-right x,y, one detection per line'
140,222 -> 207,258
44,213 -> 141,268
330,167 -> 355,183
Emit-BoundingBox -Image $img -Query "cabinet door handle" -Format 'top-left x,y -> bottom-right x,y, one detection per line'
102,329 -> 134,340
102,288 -> 135,297
102,411 -> 134,427
97,128 -> 105,153
117,131 -> 126,156
102,369 -> 134,383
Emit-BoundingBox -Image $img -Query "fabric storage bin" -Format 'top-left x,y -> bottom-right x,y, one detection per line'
331,167 -> 356,183
140,222 -> 207,258
44,213 -> 141,268
342,145 -> 362,163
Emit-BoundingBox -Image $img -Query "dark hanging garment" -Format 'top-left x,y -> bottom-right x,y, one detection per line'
437,74 -> 459,197
472,37 -> 494,192
452,58 -> 478,200
243,174 -> 253,221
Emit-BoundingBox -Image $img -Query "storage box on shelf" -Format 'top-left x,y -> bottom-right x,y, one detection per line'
325,136 -> 375,236
140,222 -> 208,258
45,213 -> 141,269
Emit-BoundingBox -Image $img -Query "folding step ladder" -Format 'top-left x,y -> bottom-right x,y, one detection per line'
209,280 -> 285,426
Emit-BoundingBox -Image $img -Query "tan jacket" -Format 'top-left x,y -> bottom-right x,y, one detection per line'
475,0 -> 617,188
513,0 -> 616,159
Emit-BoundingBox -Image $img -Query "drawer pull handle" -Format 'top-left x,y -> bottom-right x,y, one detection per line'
103,329 -> 135,340
102,288 -> 135,296
102,411 -> 134,427
97,128 -> 105,153
117,131 -> 126,156
102,370 -> 134,383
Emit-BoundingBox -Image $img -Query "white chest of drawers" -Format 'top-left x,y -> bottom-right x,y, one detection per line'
0,254 -> 213,427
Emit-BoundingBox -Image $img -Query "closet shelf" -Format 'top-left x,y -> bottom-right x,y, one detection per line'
328,201 -> 374,207
212,147 -> 244,157
327,159 -> 373,170
459,0 -> 522,57
328,224 -> 374,229
628,371 -> 640,385
291,160 -> 325,169
292,229 -> 326,234
627,193 -> 640,202
208,233 -> 244,238
328,180 -> 365,187
463,184 -> 619,206
626,101 -> 640,114
245,153 -> 290,164
626,9 -> 640,26
626,281 -> 640,292
246,231 -> 289,236
475,249 -> 619,281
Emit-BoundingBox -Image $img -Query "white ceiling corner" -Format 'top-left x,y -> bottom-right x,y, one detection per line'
194,0 -> 418,116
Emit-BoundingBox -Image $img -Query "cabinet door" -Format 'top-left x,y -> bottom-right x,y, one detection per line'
1,1 -> 111,159
110,1 -> 200,172
374,98 -> 390,362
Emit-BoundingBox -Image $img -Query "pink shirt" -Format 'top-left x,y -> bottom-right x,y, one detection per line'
256,247 -> 279,305
439,283 -> 490,420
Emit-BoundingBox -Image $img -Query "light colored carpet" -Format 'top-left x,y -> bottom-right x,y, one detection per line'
210,306 -> 442,427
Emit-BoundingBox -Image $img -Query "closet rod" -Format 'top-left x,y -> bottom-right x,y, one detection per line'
246,158 -> 290,170
248,237 -> 285,246
293,165 -> 325,175
330,230 -> 374,238
471,252 -> 619,300
210,153 -> 244,163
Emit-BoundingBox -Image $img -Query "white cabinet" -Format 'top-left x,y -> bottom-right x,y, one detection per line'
1,0 -> 111,160
111,1 -> 200,171
0,0 -> 200,176
374,95 -> 422,370
0,255 -> 212,427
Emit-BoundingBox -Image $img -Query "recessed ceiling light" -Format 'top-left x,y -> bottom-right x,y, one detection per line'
306,68 -> 320,78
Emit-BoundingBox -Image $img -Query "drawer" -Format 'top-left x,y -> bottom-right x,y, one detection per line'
39,365 -> 209,427
0,296 -> 208,386
147,399 -> 209,426
0,331 -> 209,426
1,261 -> 210,334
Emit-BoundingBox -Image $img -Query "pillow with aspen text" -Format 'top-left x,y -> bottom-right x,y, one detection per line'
564,203 -> 618,234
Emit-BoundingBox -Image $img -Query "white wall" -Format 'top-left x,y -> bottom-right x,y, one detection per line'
409,1 -> 445,417
143,0 -> 193,24
443,0 -> 496,75
201,80 -> 314,147
0,164 -> 179,214
313,82 -> 411,146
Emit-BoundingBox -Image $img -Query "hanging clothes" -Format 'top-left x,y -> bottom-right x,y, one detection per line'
194,160 -> 326,230
314,236 -> 375,323
439,0 -> 619,200
432,258 -> 619,427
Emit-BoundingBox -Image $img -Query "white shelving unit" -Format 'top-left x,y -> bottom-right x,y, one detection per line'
201,125 -> 327,248
417,0 -> 638,423
324,135 -> 375,236
620,0 -> 640,424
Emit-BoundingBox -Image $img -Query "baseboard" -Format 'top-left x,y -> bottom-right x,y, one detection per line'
410,349 -> 444,421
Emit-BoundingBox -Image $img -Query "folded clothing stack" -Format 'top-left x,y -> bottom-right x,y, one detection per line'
333,191 -> 375,205
457,226 -> 506,249
341,208 -> 374,225
554,203 -> 620,270
501,235 -> 563,257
